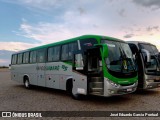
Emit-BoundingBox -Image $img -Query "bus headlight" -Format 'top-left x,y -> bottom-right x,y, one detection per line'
107,79 -> 120,88
147,79 -> 154,82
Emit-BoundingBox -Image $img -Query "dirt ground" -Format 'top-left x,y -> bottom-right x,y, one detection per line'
0,69 -> 160,120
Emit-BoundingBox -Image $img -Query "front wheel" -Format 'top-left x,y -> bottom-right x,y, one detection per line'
66,80 -> 84,100
71,93 -> 83,100
24,78 -> 30,89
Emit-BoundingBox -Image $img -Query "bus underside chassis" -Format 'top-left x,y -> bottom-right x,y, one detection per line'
72,48 -> 104,99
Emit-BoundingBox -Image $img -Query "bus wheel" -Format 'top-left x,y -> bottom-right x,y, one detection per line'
24,77 -> 30,89
66,80 -> 82,100
71,93 -> 82,100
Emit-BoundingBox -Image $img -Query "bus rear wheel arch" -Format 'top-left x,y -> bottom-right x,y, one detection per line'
23,76 -> 31,89
66,79 -> 73,95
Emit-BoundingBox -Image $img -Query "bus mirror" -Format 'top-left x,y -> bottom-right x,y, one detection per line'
102,44 -> 108,58
140,49 -> 151,63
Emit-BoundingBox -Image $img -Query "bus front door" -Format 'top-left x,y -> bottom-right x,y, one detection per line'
72,48 -> 103,97
86,48 -> 104,95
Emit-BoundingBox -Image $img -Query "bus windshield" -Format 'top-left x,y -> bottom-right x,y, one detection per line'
102,40 -> 136,73
139,44 -> 159,54
139,43 -> 160,72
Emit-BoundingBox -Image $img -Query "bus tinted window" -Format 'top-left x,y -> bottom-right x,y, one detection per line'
61,44 -> 69,60
17,53 -> 23,64
37,49 -> 46,63
30,51 -> 37,63
80,38 -> 97,50
128,43 -> 138,55
48,46 -> 60,62
61,42 -> 78,61
12,54 -> 17,64
23,52 -> 29,64
68,42 -> 78,59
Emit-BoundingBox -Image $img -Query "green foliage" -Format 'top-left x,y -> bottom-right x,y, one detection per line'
0,66 -> 9,69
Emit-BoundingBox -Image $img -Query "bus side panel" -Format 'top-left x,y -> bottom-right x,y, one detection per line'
27,64 -> 38,85
45,62 -> 60,89
45,62 -> 72,90
15,64 -> 38,85
37,63 -> 46,87
59,62 -> 72,90
11,65 -> 18,82
16,65 -> 24,84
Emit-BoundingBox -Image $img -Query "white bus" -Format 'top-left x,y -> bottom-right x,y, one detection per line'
11,35 -> 138,99
128,41 -> 160,89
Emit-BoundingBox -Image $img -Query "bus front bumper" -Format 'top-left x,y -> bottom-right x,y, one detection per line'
143,75 -> 160,89
104,78 -> 138,97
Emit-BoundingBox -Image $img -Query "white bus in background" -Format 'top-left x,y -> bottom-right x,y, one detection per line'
127,41 -> 160,89
11,35 -> 138,99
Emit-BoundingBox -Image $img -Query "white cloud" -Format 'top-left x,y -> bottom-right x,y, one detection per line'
133,0 -> 160,9
17,9 -> 118,45
0,42 -> 39,51
1,0 -> 160,52
18,12 -> 160,52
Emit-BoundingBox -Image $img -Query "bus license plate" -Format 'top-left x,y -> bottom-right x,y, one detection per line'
127,88 -> 132,92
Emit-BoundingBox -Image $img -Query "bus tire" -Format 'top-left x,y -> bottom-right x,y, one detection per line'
24,77 -> 30,89
71,93 -> 82,100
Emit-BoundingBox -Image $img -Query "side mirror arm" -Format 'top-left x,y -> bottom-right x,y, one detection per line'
140,49 -> 151,62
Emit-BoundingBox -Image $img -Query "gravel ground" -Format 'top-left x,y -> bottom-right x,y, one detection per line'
0,69 -> 160,120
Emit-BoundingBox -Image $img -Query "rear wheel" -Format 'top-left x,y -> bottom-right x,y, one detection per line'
24,77 -> 30,89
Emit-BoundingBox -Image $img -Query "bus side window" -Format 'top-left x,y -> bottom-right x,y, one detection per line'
68,42 -> 78,60
61,42 -> 78,61
61,44 -> 69,61
11,54 -> 17,64
128,43 -> 138,55
17,53 -> 23,64
48,46 -> 60,62
30,51 -> 37,63
37,49 -> 46,63
23,52 -> 29,64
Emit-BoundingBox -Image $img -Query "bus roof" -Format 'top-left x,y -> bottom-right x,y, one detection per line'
127,41 -> 156,46
13,35 -> 124,54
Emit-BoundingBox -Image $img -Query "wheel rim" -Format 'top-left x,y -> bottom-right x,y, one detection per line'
25,80 -> 29,88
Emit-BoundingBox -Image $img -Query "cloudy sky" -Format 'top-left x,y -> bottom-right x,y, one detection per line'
0,0 -> 160,66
